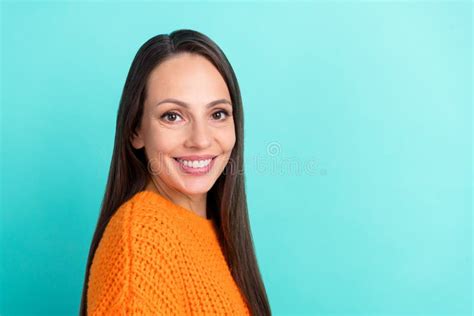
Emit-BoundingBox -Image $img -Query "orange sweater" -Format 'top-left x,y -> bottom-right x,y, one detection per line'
87,190 -> 250,315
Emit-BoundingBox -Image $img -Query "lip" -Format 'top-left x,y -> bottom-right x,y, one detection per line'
173,155 -> 218,176
174,155 -> 217,161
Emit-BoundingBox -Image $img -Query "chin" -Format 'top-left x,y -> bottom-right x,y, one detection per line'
176,186 -> 211,197
180,177 -> 216,193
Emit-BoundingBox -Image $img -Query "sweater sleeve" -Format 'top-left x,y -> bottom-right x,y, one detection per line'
86,201 -> 186,315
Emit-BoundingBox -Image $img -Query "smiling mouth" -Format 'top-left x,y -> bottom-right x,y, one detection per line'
172,156 -> 218,173
172,156 -> 218,162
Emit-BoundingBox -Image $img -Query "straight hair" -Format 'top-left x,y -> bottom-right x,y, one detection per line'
79,29 -> 271,316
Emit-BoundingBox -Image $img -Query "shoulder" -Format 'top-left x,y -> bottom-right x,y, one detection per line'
90,190 -> 179,274
106,190 -> 181,253
87,191 -> 184,314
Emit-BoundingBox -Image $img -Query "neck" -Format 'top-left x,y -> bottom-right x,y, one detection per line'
145,177 -> 208,219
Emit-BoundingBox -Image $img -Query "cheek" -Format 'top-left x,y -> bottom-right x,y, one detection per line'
144,125 -> 180,157
217,126 -> 236,152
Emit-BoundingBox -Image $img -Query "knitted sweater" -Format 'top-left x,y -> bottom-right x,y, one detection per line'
87,190 -> 251,315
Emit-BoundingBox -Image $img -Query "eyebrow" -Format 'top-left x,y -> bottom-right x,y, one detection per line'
155,98 -> 232,109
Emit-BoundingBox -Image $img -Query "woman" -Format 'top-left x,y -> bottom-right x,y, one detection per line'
79,29 -> 271,315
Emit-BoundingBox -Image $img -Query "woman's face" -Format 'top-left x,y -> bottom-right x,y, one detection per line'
132,52 -> 236,197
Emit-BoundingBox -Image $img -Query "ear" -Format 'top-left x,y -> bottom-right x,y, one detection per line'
130,129 -> 145,149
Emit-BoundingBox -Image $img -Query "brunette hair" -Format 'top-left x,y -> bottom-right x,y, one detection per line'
79,29 -> 271,316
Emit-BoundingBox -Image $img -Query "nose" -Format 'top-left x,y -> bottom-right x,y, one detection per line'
183,120 -> 212,149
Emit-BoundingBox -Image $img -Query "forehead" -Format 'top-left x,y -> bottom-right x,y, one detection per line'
146,53 -> 230,104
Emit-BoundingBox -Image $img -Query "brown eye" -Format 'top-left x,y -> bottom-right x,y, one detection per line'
161,111 -> 183,122
212,110 -> 230,121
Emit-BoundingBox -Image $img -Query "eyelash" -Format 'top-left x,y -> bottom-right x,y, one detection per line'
160,110 -> 231,123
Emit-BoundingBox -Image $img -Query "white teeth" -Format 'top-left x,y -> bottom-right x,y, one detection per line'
177,158 -> 212,168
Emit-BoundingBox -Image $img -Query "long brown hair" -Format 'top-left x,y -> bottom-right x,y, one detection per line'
79,29 -> 271,316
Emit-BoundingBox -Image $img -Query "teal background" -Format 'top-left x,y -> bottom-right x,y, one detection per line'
0,1 -> 471,315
